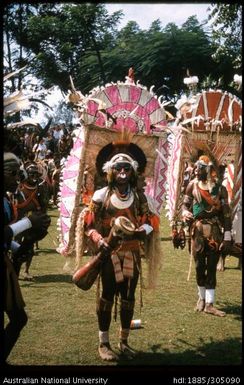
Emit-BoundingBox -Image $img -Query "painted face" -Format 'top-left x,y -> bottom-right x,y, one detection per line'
4,163 -> 21,192
26,168 -> 40,185
112,162 -> 132,184
195,162 -> 208,181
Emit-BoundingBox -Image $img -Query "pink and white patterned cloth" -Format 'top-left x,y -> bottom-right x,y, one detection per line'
57,81 -> 171,255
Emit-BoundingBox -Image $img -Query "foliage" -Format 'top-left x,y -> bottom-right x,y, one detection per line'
5,3 -> 123,93
3,4 -> 242,106
207,3 -> 242,69
3,3 -> 36,93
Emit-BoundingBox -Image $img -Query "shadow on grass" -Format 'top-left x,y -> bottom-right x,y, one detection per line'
34,248 -> 59,255
115,337 -> 242,366
220,303 -> 242,321
21,274 -> 73,284
224,266 -> 241,271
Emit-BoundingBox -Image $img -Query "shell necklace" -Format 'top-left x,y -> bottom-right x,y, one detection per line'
110,187 -> 134,209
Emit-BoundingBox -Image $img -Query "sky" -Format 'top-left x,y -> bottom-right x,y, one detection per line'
105,3 -> 212,30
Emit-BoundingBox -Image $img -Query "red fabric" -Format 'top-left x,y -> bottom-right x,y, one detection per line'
198,187 -> 221,209
149,214 -> 160,231
84,211 -> 95,226
16,184 -> 41,211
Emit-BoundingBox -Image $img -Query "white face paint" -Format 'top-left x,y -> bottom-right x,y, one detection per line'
119,172 -> 126,179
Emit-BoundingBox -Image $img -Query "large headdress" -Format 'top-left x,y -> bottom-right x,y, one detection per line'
95,128 -> 147,179
195,155 -> 211,168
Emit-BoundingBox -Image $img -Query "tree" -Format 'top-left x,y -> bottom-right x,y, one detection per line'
3,3 -> 36,94
207,3 -> 242,70
7,3 -> 123,93
4,4 -> 239,104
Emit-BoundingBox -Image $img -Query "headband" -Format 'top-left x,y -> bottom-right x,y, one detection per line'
102,153 -> 138,173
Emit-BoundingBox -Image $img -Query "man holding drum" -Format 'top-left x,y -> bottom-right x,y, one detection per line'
81,144 -> 157,361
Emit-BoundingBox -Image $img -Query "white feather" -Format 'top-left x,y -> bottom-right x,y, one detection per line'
4,65 -> 27,82
158,95 -> 163,105
162,101 -> 172,107
228,98 -> 235,126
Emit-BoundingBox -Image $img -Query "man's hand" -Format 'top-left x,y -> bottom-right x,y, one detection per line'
134,228 -> 146,241
219,240 -> 232,255
26,212 -> 51,242
28,212 -> 51,232
98,238 -> 110,251
182,209 -> 193,221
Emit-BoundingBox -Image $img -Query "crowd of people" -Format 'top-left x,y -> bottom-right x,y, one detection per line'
7,121 -> 74,162
3,121 -> 77,364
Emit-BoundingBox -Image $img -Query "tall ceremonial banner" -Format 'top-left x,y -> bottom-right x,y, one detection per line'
165,132 -> 186,223
166,89 -> 242,224
149,135 -> 170,215
57,76 -> 170,257
57,126 -> 88,255
231,138 -> 242,220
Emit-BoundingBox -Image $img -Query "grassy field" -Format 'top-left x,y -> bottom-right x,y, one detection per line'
5,205 -> 242,374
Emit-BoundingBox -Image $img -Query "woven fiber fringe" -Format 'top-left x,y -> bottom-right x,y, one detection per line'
144,231 -> 162,289
74,208 -> 88,271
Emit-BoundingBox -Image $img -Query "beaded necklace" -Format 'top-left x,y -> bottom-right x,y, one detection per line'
113,186 -> 131,201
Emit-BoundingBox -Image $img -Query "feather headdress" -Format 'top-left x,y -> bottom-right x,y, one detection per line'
96,127 -> 147,176
102,153 -> 139,173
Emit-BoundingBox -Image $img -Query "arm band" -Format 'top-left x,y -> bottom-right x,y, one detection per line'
9,217 -> 32,237
11,240 -> 21,252
140,224 -> 153,235
224,231 -> 232,241
87,229 -> 103,244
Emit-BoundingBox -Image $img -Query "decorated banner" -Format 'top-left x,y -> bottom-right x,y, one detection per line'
165,89 -> 242,224
57,75 -> 170,257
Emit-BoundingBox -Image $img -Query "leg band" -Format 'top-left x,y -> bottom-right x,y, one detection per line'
206,289 -> 215,304
99,330 -> 109,344
97,297 -> 113,312
120,299 -> 135,311
119,328 -> 130,341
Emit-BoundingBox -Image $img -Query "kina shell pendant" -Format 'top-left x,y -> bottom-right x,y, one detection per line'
110,192 -> 134,209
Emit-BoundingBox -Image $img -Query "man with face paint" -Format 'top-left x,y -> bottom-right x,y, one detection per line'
3,152 -> 51,363
14,163 -> 49,280
83,149 -> 157,361
182,155 -> 232,317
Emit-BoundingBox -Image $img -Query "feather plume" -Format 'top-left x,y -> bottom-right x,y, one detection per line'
7,119 -> 41,129
4,65 -> 27,82
112,127 -> 135,146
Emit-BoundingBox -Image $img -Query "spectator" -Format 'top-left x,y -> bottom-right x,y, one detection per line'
33,137 -> 47,161
14,163 -> 49,280
3,152 -> 50,363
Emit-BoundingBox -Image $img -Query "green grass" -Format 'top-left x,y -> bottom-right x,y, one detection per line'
5,206 -> 242,368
